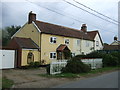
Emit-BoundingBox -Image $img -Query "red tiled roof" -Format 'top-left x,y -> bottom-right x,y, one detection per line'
34,20 -> 97,41
13,37 -> 39,49
57,44 -> 70,51
87,31 -> 98,40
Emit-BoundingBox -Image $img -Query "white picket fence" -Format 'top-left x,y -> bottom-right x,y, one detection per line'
50,60 -> 67,75
50,58 -> 103,75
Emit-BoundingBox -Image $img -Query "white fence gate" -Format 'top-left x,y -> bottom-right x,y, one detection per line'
50,60 -> 67,75
0,50 -> 15,69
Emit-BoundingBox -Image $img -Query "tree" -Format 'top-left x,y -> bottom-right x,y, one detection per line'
2,25 -> 21,46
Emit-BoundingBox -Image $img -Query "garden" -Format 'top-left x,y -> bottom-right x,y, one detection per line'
45,51 -> 120,77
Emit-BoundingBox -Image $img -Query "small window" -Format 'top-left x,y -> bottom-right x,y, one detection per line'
50,37 -> 56,43
86,41 -> 89,47
50,52 -> 56,59
65,39 -> 69,44
77,40 -> 80,46
96,41 -> 99,47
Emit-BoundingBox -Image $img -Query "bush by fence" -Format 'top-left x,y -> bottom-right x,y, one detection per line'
62,57 -> 91,74
76,51 -> 120,67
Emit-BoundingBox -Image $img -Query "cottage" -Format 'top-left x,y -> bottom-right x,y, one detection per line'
103,36 -> 120,53
9,11 -> 103,67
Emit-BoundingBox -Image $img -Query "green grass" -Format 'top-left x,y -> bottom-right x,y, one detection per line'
2,77 -> 14,89
39,66 -> 119,78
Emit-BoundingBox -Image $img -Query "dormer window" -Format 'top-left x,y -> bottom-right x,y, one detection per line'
50,37 -> 56,43
65,39 -> 69,44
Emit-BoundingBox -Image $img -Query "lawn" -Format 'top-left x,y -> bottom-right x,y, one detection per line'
2,77 -> 14,89
39,66 -> 119,78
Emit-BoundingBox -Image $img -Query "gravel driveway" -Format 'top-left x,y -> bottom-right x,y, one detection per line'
2,68 -> 76,88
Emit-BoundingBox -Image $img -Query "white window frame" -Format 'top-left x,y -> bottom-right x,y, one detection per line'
96,41 -> 99,47
50,37 -> 56,44
65,39 -> 69,44
50,52 -> 56,59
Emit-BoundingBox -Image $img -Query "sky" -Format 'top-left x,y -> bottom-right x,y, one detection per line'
1,0 -> 120,44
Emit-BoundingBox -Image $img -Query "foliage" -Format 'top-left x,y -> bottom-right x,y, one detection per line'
28,61 -> 40,68
75,51 -> 120,67
102,54 -> 119,67
34,62 -> 40,67
2,77 -> 14,89
62,57 -> 91,74
2,25 -> 21,46
110,52 -> 120,65
39,66 -> 119,78
64,51 -> 72,59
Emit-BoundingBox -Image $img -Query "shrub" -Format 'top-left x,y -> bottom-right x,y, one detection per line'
28,61 -> 40,68
61,57 -> 91,74
85,51 -> 106,58
110,52 -> 120,65
34,62 -> 40,68
103,54 -> 119,67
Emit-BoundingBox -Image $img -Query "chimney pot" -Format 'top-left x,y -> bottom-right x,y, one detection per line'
81,24 -> 87,33
28,11 -> 36,24
114,36 -> 117,41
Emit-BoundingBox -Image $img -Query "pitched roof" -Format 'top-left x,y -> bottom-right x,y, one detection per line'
87,31 -> 98,40
87,31 -> 103,45
56,44 -> 70,51
103,45 -> 120,50
111,41 -> 120,45
34,20 -> 98,41
13,37 -> 39,49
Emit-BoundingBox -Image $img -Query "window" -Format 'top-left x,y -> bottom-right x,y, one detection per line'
77,40 -> 80,46
50,52 -> 56,59
65,39 -> 69,44
50,37 -> 56,43
27,52 -> 34,64
96,41 -> 99,47
86,41 -> 89,47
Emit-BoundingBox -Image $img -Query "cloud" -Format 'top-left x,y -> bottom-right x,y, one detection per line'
1,0 -> 119,44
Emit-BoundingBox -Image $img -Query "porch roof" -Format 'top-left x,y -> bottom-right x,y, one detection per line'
56,44 -> 70,52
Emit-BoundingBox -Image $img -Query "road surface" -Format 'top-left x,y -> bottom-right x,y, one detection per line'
53,71 -> 119,88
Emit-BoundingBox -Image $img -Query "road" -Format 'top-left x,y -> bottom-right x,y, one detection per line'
53,71 -> 119,88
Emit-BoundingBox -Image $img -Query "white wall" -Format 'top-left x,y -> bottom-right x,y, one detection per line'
94,33 -> 103,50
73,39 -> 81,55
73,38 -> 94,55
81,39 -> 94,55
0,50 -> 15,69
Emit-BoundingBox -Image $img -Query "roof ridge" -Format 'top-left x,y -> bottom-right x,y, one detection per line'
35,20 -> 82,32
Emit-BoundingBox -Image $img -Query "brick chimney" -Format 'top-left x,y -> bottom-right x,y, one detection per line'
28,11 -> 36,24
81,24 -> 87,33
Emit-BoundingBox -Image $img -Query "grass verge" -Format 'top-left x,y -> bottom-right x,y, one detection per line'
2,77 -> 14,89
39,66 -> 119,78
